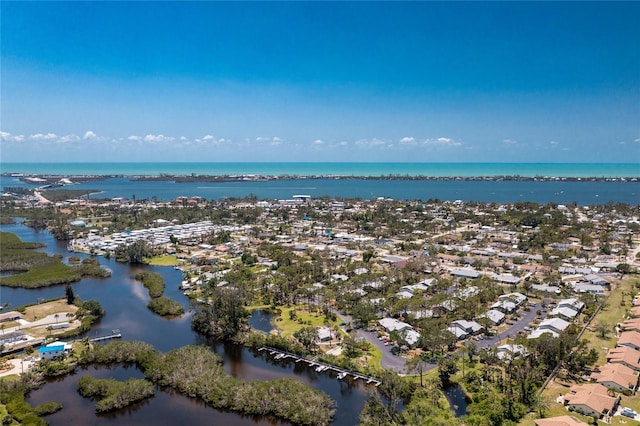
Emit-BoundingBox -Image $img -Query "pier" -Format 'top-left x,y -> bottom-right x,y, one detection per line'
89,329 -> 122,343
258,346 -> 381,386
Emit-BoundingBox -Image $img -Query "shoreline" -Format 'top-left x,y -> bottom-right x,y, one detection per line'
2,173 -> 638,184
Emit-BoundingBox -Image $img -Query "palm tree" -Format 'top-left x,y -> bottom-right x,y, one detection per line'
54,313 -> 59,324
530,392 -> 552,418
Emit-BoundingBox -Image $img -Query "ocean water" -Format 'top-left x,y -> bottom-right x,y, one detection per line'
1,162 -> 639,178
1,162 -> 638,204
2,175 -> 638,205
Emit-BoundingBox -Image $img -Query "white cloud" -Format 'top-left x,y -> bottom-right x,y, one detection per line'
634,138 -> 640,143
423,137 -> 463,147
202,135 -> 216,141
312,139 -> 325,146
59,134 -> 80,143
30,133 -> 57,140
0,131 -> 25,142
143,134 -> 175,143
399,136 -> 416,145
549,140 -> 559,148
269,137 -> 282,146
83,130 -> 97,140
180,136 -> 188,141
355,138 -> 387,149
128,135 -> 141,141
502,139 -> 518,145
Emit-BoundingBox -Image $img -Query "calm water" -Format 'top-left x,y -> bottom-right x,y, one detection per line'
248,309 -> 275,334
2,175 -> 638,205
443,383 -> 469,417
1,222 -> 368,426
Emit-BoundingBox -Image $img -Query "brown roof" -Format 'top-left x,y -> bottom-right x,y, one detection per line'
564,383 -> 617,415
534,416 -> 589,426
607,346 -> 640,371
621,318 -> 640,332
0,311 -> 23,322
618,330 -> 640,349
591,363 -> 638,390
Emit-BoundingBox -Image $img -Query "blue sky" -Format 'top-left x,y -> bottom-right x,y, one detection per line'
1,1 -> 639,163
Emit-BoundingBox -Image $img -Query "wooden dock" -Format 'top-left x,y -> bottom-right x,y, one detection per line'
258,346 -> 381,386
90,330 -> 122,343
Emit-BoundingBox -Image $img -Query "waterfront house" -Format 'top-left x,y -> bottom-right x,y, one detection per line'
0,311 -> 22,323
38,342 -> 72,360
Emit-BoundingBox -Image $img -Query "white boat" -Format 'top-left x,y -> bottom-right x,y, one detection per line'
337,372 -> 347,379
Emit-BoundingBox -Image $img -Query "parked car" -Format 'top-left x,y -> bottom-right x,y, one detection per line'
621,407 -> 637,418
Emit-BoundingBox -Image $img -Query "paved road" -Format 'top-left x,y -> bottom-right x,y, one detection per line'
475,300 -> 545,349
331,310 -> 408,373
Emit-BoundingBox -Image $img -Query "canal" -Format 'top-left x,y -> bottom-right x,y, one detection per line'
0,220 -> 369,425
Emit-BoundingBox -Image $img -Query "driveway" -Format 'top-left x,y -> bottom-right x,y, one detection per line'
476,301 -> 544,350
332,311 -> 407,373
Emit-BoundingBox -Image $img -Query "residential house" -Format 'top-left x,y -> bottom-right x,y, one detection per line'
317,326 -> 333,342
618,330 -> 640,352
630,306 -> 640,318
549,298 -> 584,320
590,363 -> 639,393
496,344 -> 527,361
571,283 -> 605,296
449,267 -> 481,279
377,318 -> 420,346
492,274 -> 521,285
448,320 -> 483,340
620,318 -> 640,333
501,292 -> 527,304
582,274 -> 610,287
607,346 -> 640,372
528,317 -> 571,339
479,309 -> 506,326
563,383 -> 618,420
0,311 -> 22,323
531,284 -> 562,295
534,416 -> 588,426
38,342 -> 72,360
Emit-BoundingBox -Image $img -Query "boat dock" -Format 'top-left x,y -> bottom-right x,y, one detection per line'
258,346 -> 381,386
90,329 -> 122,343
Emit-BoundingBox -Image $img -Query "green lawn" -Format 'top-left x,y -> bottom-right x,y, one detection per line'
148,255 -> 181,266
529,274 -> 640,426
274,305 -> 340,337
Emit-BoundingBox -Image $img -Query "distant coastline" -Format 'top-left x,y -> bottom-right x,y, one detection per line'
1,162 -> 638,179
2,173 -> 636,185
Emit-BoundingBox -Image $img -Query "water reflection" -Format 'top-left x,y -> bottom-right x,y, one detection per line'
3,221 -> 369,425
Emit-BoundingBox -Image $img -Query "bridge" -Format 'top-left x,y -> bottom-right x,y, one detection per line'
258,346 -> 381,386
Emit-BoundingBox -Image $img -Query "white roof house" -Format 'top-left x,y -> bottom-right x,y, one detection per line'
450,319 -> 483,336
539,317 -> 571,333
447,326 -> 469,340
377,318 -> 420,346
378,318 -> 412,333
572,283 -> 605,295
479,309 -> 506,326
549,306 -> 580,320
449,267 -> 482,279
